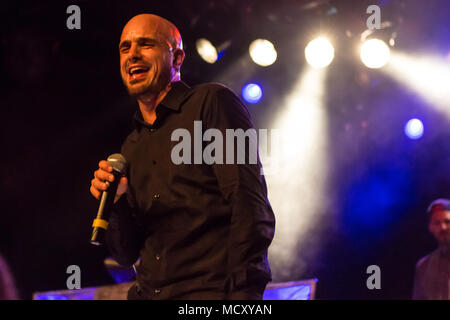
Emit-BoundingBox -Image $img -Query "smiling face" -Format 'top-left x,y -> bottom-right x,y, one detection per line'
119,14 -> 183,98
429,207 -> 450,248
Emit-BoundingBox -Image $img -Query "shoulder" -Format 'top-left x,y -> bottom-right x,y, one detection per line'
184,82 -> 249,120
187,82 -> 242,104
416,254 -> 430,270
415,249 -> 439,270
191,82 -> 236,95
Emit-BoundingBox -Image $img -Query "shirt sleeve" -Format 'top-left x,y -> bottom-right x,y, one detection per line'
202,85 -> 276,294
105,193 -> 143,267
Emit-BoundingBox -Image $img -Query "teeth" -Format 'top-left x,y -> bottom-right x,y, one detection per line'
129,67 -> 147,75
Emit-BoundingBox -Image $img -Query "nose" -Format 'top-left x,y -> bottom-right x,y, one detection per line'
129,43 -> 142,62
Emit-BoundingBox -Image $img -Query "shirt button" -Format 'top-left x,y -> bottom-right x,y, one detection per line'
156,254 -> 160,261
154,289 -> 161,294
149,128 -> 156,133
153,194 -> 160,199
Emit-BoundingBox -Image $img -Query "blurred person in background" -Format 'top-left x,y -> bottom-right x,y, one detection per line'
413,198 -> 450,300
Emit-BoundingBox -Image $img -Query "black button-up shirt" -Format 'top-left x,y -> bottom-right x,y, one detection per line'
106,81 -> 275,299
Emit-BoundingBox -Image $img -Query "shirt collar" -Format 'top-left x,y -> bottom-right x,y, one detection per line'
160,80 -> 191,111
133,80 -> 191,130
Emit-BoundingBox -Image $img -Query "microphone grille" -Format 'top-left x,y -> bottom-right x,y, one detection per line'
107,153 -> 128,174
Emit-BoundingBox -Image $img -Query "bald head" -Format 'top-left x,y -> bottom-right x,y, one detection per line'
119,14 -> 185,98
121,14 -> 183,51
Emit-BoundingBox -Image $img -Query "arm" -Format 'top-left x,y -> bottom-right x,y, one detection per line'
412,259 -> 426,300
202,86 -> 276,296
105,192 -> 143,267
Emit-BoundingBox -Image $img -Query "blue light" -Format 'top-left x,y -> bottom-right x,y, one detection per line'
242,83 -> 263,104
404,118 -> 424,140
34,294 -> 69,300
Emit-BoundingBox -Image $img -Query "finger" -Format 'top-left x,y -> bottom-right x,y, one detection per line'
93,179 -> 110,191
116,177 -> 128,197
90,185 -> 101,200
94,169 -> 115,182
119,176 -> 128,185
99,160 -> 113,172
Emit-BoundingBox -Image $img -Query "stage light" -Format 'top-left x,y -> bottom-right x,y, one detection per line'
249,39 -> 277,67
304,37 -> 334,68
360,39 -> 390,69
196,38 -> 218,64
242,83 -> 263,104
404,118 -> 424,140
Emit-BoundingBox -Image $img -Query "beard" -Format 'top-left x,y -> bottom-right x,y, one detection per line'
123,64 -> 172,99
436,231 -> 450,248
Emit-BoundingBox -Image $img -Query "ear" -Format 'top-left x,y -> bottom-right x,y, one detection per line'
173,49 -> 185,71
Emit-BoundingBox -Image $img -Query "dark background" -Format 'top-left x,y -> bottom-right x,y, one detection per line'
1,0 -> 449,299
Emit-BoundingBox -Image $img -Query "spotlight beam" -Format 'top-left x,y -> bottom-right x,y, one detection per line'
384,51 -> 450,118
265,66 -> 329,279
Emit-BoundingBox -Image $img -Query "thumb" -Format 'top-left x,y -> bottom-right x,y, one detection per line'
116,176 -> 128,196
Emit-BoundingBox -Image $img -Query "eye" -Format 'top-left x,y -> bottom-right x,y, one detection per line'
120,45 -> 130,53
142,42 -> 155,48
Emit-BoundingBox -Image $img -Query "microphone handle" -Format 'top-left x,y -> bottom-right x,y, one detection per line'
90,173 -> 121,246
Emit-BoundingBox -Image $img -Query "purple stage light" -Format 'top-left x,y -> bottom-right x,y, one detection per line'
404,118 -> 424,140
242,83 -> 263,104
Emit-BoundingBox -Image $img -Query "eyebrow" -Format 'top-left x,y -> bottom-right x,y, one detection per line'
119,37 -> 159,49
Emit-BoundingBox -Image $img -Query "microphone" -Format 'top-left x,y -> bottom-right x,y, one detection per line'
90,153 -> 128,246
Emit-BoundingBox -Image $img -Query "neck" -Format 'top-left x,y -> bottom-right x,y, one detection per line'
137,82 -> 173,125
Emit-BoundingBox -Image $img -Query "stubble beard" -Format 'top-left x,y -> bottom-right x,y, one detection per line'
124,65 -> 173,99
438,233 -> 450,248
433,229 -> 450,249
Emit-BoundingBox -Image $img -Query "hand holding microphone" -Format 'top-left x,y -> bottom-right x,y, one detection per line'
89,153 -> 128,246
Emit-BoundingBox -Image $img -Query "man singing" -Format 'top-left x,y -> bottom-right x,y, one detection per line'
89,14 -> 275,300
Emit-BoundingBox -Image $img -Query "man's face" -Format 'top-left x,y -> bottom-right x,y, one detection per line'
119,19 -> 174,97
429,208 -> 450,247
